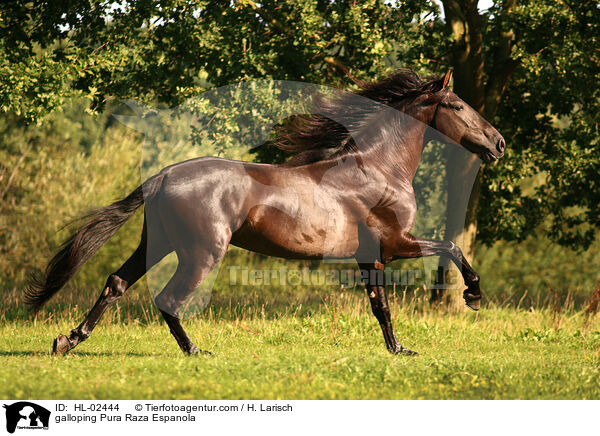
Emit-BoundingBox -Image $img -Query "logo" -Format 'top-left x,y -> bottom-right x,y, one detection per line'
3,402 -> 50,434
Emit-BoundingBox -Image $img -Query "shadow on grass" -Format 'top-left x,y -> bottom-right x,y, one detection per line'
0,350 -> 174,358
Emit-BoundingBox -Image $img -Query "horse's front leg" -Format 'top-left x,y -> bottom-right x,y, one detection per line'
358,262 -> 418,356
386,233 -> 482,310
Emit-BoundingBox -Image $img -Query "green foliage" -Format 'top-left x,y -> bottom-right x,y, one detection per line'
0,99 -> 143,291
0,0 -> 428,118
488,2 -> 598,248
475,2 -> 600,249
476,231 -> 600,300
0,0 -> 600,266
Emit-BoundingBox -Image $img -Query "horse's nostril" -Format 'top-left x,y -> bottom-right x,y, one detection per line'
497,138 -> 506,154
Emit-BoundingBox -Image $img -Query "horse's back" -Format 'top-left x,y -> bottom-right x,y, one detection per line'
149,156 -> 360,259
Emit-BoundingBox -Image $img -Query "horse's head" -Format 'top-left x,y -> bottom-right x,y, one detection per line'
431,70 -> 505,163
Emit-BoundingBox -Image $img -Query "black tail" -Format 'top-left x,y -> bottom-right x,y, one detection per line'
25,173 -> 165,312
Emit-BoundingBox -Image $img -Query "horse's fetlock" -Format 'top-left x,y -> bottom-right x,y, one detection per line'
70,328 -> 88,343
468,273 -> 481,290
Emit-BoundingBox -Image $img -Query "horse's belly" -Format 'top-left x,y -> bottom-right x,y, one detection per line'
230,204 -> 359,259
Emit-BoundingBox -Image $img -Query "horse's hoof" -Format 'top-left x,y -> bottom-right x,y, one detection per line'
52,335 -> 71,355
183,344 -> 211,356
463,290 -> 482,311
466,300 -> 480,311
184,344 -> 199,355
393,346 -> 418,356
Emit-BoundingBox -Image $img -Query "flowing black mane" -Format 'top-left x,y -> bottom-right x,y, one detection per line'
274,69 -> 445,166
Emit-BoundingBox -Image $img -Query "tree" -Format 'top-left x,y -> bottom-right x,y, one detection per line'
413,0 -> 600,307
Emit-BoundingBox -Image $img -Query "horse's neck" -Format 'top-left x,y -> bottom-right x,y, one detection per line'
364,116 -> 429,185
307,104 -> 435,188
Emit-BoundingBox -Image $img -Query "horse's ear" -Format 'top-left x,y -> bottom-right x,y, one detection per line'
442,69 -> 453,90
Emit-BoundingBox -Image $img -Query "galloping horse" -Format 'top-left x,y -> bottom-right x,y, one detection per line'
26,69 -> 505,356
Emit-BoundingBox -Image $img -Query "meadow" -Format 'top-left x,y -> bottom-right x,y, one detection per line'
1,285 -> 600,400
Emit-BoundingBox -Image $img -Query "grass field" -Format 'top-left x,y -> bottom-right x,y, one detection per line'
1,292 -> 599,400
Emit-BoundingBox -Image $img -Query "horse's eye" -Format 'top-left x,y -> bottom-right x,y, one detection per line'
455,105 -> 464,111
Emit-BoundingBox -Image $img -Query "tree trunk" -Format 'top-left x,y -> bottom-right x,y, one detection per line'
432,154 -> 481,310
433,0 -> 518,309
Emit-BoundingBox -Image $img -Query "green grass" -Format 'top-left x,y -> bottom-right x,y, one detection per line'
1,294 -> 599,400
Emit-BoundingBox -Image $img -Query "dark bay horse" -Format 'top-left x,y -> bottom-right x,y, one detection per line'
26,69 -> 505,356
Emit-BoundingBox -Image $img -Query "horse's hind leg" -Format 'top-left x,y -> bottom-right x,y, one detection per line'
154,224 -> 231,354
154,243 -> 228,355
52,223 -> 171,355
